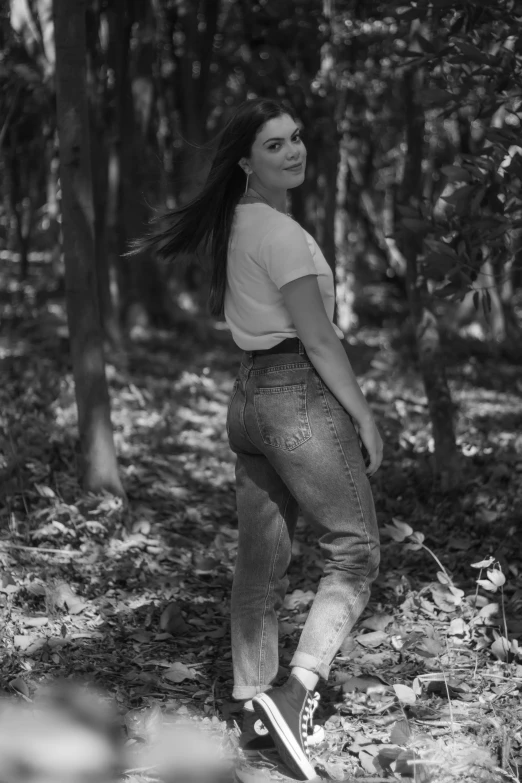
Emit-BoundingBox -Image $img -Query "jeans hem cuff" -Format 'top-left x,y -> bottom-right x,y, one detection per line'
232,685 -> 271,700
290,651 -> 330,680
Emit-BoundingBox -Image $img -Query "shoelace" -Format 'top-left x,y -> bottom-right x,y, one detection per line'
301,692 -> 320,748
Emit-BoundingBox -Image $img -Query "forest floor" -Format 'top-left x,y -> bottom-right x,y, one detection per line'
1,281 -> 522,783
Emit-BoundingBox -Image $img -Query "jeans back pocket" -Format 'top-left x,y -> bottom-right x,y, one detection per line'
254,382 -> 312,451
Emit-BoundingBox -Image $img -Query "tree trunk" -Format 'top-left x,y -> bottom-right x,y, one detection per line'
53,0 -> 124,497
108,0 -> 176,332
86,1 -> 123,353
315,118 -> 339,276
398,70 -> 460,490
344,140 -> 406,279
170,0 -> 220,204
7,128 -> 33,283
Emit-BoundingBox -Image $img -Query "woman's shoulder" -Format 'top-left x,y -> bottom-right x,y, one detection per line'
235,203 -> 304,241
236,202 -> 293,222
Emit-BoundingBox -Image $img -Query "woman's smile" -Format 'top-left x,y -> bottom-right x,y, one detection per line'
284,162 -> 304,172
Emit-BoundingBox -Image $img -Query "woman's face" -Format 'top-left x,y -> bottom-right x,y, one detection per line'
243,113 -> 306,191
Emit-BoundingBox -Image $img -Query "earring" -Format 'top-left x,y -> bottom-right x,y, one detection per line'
243,171 -> 250,196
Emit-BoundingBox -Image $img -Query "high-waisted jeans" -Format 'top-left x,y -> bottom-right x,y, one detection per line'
227,339 -> 380,700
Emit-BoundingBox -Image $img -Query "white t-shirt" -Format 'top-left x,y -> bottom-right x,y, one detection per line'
224,203 -> 344,350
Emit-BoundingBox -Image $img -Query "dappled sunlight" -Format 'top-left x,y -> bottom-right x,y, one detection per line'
2,0 -> 522,773
2,310 -> 521,783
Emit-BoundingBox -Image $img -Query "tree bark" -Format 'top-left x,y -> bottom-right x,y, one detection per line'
170,0 -> 220,204
398,70 -> 460,490
345,145 -> 407,279
86,1 -> 123,353
53,0 -> 124,497
108,0 -> 176,331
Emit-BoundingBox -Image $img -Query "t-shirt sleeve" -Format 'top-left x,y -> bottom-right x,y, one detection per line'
259,218 -> 318,289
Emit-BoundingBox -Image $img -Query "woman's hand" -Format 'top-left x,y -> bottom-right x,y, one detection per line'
356,414 -> 383,477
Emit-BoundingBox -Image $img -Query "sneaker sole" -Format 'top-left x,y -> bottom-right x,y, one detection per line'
253,694 -> 316,780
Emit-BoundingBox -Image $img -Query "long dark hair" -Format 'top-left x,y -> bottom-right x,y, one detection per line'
127,98 -> 297,317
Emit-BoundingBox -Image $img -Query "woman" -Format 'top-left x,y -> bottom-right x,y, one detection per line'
132,98 -> 382,781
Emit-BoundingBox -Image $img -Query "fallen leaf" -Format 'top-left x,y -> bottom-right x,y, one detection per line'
21,637 -> 47,656
491,636 -> 510,661
448,618 -> 468,636
283,589 -> 315,611
279,620 -> 297,637
129,630 -> 152,643
431,584 -> 461,611
48,582 -> 86,614
355,630 -> 388,648
34,484 -> 56,498
206,626 -> 226,639
390,719 -> 411,745
419,636 -> 444,656
192,553 -> 219,573
393,684 -> 416,704
360,613 -> 393,632
318,760 -> 345,779
395,748 -> 420,776
341,675 -> 388,693
9,678 -> 30,698
163,662 -> 197,683
377,745 -> 401,772
159,602 -> 189,635
339,635 -> 357,655
358,651 -> 390,666
13,635 -> 37,651
0,572 -> 16,591
20,615 -> 49,628
26,582 -> 47,596
124,703 -> 163,740
358,748 -> 378,774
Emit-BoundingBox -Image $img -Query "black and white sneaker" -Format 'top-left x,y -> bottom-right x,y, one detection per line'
239,709 -> 275,750
252,675 -> 320,780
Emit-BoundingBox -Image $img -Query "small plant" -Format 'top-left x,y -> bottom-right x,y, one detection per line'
470,556 -> 517,663
382,519 -> 520,664
382,518 -> 451,579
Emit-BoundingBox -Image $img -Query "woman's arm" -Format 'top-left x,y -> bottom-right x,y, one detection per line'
280,274 -> 383,475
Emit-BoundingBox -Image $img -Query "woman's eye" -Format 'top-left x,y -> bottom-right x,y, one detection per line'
268,136 -> 301,150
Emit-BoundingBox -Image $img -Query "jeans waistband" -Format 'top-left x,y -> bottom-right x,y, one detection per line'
249,337 -> 306,357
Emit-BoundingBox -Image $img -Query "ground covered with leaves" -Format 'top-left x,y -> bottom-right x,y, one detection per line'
1,293 -> 522,783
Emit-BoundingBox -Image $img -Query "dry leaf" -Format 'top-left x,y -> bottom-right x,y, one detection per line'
163,662 -> 197,683
13,635 -> 37,651
159,602 -> 189,635
47,582 -> 86,614
341,674 -> 388,693
390,718 -> 411,745
355,630 -> 388,648
491,636 -> 510,661
21,615 -> 49,628
283,589 -> 315,610
360,613 -> 393,632
393,684 -> 416,704
9,678 -> 30,698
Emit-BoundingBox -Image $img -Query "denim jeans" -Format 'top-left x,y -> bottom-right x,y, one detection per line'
226,340 -> 380,700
